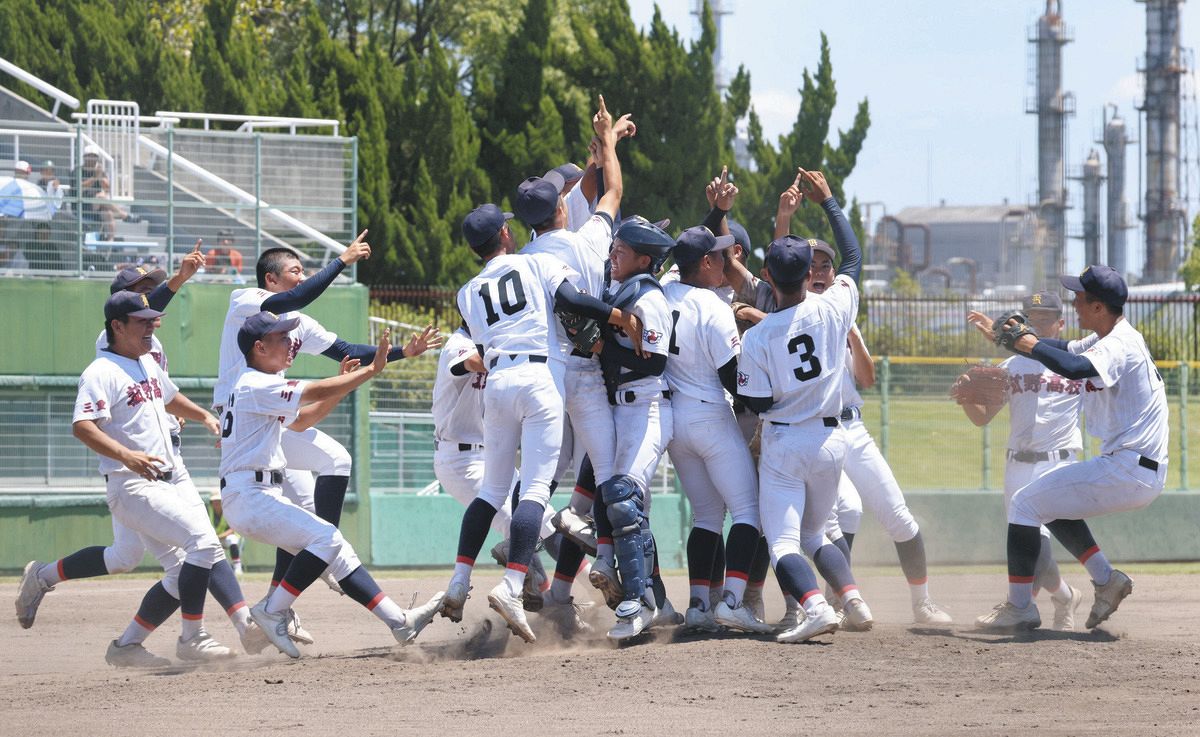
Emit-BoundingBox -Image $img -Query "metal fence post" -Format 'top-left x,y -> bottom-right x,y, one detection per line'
981,416 -> 991,490
1180,362 -> 1189,490
350,136 -> 358,282
74,126 -> 83,274
254,134 -> 262,258
880,356 -> 890,459
166,127 -> 174,265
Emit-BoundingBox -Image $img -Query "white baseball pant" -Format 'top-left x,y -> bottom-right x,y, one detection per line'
667,395 -> 758,532
1004,451 -> 1078,537
104,451 -> 195,573
478,358 -> 565,510
219,473 -> 362,581
832,417 -> 919,543
280,425 -> 352,509
1008,449 -> 1166,528
564,362 -> 616,482
758,420 -> 847,564
612,396 -> 673,501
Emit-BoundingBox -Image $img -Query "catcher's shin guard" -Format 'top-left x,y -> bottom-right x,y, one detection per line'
601,475 -> 650,602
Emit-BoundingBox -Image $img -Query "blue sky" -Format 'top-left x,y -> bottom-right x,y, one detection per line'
628,1 -> 1200,275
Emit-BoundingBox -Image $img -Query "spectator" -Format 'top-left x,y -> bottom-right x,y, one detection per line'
14,160 -> 31,180
72,144 -> 126,240
206,229 -> 245,282
37,160 -> 65,215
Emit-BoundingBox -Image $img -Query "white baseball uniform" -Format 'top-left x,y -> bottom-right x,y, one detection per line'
1008,319 -> 1169,527
659,265 -> 736,304
457,252 -> 576,510
216,368 -> 361,580
521,213 -> 617,483
74,351 -> 222,596
663,281 -> 757,533
739,274 -> 858,564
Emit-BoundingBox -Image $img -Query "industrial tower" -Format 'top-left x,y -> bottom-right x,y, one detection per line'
1101,106 -> 1133,276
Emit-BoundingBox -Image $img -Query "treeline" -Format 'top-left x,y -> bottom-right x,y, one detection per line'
0,0 -> 869,286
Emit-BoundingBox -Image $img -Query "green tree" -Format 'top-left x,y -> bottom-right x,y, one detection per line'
1180,214 -> 1200,291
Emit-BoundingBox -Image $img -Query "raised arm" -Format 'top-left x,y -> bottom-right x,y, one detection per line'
261,231 -> 371,314
592,95 -> 624,221
321,324 -> 443,363
146,240 -> 206,311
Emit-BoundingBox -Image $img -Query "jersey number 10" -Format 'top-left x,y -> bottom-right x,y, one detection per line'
479,271 -> 528,326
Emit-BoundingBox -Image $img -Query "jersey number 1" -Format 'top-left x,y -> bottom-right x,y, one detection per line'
479,271 -> 527,326
787,333 -> 822,381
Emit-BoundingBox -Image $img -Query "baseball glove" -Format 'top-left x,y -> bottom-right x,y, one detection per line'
949,364 -> 1009,406
991,310 -> 1037,353
557,309 -> 602,355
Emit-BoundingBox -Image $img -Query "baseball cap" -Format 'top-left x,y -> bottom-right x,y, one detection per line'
765,235 -> 813,287
514,171 -> 566,225
551,163 -> 584,184
1022,290 -> 1064,314
109,265 -> 167,294
237,310 -> 300,357
805,238 -> 836,264
104,290 -> 165,322
672,226 -> 736,269
462,204 -> 514,251
14,160 -> 31,174
40,160 -> 54,170
727,219 -> 752,252
1059,265 -> 1128,309
83,143 -> 101,157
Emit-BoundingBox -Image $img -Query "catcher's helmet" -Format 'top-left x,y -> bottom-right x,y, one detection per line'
614,216 -> 674,273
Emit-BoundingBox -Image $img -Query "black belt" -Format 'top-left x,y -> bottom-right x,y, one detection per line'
1139,456 -> 1159,472
772,417 -> 839,428
1008,449 -> 1070,464
488,354 -> 548,369
219,470 -> 283,489
435,441 -> 483,452
840,406 -> 861,422
570,348 -> 593,358
620,389 -> 671,403
107,471 -> 173,482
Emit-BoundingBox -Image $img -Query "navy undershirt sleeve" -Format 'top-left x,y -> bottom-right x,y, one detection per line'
261,258 -> 346,314
822,197 -> 861,282
146,282 -> 176,312
1037,337 -> 1070,351
717,357 -> 740,397
702,206 -> 728,235
554,283 -> 613,322
321,338 -> 406,363
605,342 -> 668,376
1029,341 -> 1099,380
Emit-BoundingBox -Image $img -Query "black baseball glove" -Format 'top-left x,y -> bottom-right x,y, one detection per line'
557,309 -> 602,355
991,310 -> 1037,353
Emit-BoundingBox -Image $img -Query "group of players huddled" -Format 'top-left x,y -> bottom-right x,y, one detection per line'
15,95 -> 1169,664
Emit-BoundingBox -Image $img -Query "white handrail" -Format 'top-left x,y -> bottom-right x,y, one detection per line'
137,134 -> 347,256
0,57 -> 80,117
154,111 -> 340,135
71,113 -> 180,126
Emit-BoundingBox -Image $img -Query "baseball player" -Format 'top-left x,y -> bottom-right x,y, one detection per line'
212,236 -> 440,641
955,292 -> 1085,630
445,201 -> 641,643
221,312 -> 444,658
68,291 -> 254,665
663,225 -> 771,635
972,265 -> 1168,632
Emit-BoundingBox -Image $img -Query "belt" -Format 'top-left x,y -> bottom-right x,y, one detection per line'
1139,456 -> 1160,472
618,389 -> 671,404
435,440 -> 484,452
771,417 -> 839,428
488,354 -> 548,370
840,406 -> 862,422
106,471 -> 173,482
1007,449 -> 1071,464
220,469 -> 283,489
570,348 -> 593,359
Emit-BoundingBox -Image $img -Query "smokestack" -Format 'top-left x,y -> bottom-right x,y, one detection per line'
1102,107 -> 1133,276
1138,0 -> 1186,282
1077,150 -> 1105,266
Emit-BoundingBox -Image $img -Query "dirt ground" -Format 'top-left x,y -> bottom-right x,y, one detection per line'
3,566 -> 1199,736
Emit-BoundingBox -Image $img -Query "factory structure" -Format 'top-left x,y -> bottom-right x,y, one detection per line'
874,0 -> 1195,295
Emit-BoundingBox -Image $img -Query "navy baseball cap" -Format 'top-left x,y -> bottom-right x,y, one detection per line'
766,235 -> 813,287
727,219 -> 752,252
551,163 -> 584,183
1060,265 -> 1128,308
110,265 -> 166,294
514,171 -> 566,225
1022,290 -> 1064,314
237,310 -> 300,357
673,226 -> 736,269
462,204 -> 513,251
104,290 -> 164,322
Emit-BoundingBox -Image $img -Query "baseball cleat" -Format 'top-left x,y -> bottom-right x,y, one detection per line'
105,639 -> 170,668
974,601 -> 1041,633
608,599 -> 655,642
249,602 -> 301,658
773,607 -> 803,633
840,597 -> 874,632
743,586 -> 767,623
488,583 -> 536,643
286,608 -> 314,645
684,599 -> 720,633
652,596 -> 684,627
393,591 -> 446,645
523,555 -> 547,613
913,598 -> 954,625
1085,570 -> 1133,629
1052,584 -> 1084,631
714,599 -> 773,634
588,557 -> 623,610
539,595 -> 593,639
15,560 -> 53,629
551,508 -> 598,556
239,620 -> 271,655
177,629 -> 237,661
776,604 -> 839,643
440,579 -> 470,622
320,569 -> 345,596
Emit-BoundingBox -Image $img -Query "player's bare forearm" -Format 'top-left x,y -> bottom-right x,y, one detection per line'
959,401 -> 1000,427
724,257 -> 754,295
848,330 -> 875,388
299,365 -> 377,405
291,395 -> 342,431
73,420 -> 163,479
165,394 -> 215,424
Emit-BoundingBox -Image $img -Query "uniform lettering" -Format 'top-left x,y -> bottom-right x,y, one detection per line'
787,333 -> 822,382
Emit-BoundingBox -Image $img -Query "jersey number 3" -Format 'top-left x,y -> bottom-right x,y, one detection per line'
787,333 -> 822,381
479,271 -> 527,326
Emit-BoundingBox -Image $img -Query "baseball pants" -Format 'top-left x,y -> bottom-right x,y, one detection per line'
758,419 -> 848,564
1008,449 -> 1166,528
478,358 -> 565,510
219,474 -> 362,581
612,396 -> 673,499
668,395 -> 758,532
1004,451 -> 1078,537
280,425 -> 352,509
435,448 -> 554,538
831,418 -> 919,543
564,362 -> 616,483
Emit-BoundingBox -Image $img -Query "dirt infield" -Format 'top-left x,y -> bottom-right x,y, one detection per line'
3,566 -> 1198,736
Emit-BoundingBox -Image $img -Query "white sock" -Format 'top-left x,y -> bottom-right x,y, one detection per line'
181,615 -> 204,639
689,580 -> 709,606
549,573 -> 574,601
724,576 -> 748,606
502,566 -> 526,597
909,580 -> 930,607
568,490 -> 592,515
841,586 -> 863,605
1049,579 -> 1074,604
451,560 -> 473,588
265,585 -> 299,615
227,604 -> 251,636
368,595 -> 407,630
800,593 -> 828,616
116,618 -> 154,647
38,561 -> 64,587
1082,550 -> 1113,585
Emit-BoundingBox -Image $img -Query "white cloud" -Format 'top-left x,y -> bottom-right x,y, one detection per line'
748,89 -> 800,140
1106,73 -> 1142,105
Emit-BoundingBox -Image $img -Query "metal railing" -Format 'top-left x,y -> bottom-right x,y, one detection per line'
155,111 -> 340,135
0,57 -> 79,116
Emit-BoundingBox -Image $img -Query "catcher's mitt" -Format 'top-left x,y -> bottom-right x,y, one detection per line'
950,364 -> 1009,406
991,310 -> 1037,352
557,309 -> 602,355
